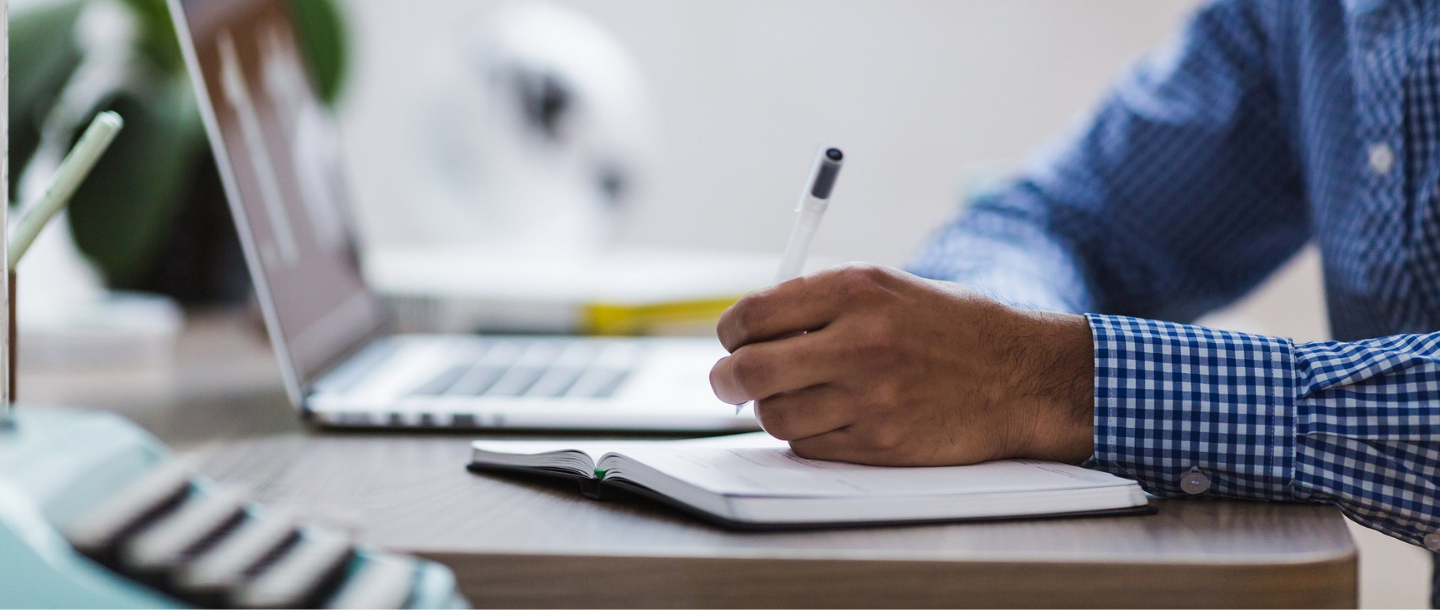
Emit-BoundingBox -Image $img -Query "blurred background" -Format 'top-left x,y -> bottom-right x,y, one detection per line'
6,0 -> 1425,605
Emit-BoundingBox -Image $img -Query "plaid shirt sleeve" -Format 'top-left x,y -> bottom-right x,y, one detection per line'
907,0 -> 1440,549
1089,315 -> 1440,547
908,0 -> 1308,320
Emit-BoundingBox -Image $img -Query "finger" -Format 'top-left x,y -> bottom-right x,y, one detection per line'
786,427 -> 874,464
753,384 -> 856,441
717,274 -> 849,352
709,331 -> 847,404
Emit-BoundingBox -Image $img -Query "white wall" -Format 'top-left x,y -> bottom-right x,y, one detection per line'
337,0 -> 1196,266
335,0 -> 1337,345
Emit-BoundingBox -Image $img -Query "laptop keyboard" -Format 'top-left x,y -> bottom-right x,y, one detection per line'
407,339 -> 637,400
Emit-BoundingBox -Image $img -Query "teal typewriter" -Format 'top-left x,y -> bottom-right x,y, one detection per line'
0,406 -> 467,608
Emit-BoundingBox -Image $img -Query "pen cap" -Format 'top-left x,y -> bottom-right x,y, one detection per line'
810,148 -> 843,199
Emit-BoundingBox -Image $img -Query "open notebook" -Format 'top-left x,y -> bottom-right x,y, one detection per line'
469,432 -> 1150,529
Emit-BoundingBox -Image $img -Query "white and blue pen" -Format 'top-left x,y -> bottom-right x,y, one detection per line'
773,146 -> 844,284
740,146 -> 844,415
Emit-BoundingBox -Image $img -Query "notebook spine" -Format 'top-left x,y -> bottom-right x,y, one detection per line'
579,479 -> 626,502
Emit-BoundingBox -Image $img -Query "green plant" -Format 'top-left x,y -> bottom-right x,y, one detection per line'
8,0 -> 347,291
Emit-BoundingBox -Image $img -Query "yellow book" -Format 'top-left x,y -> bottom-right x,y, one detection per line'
367,245 -> 814,336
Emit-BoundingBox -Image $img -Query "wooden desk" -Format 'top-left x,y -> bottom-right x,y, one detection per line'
20,311 -> 1358,608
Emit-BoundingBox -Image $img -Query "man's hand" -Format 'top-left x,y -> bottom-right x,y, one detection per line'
710,264 -> 1095,466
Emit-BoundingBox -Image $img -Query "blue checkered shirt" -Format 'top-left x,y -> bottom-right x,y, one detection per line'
909,0 -> 1440,551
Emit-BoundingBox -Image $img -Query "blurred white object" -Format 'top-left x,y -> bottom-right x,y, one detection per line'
14,213 -> 182,370
13,211 -> 101,309
381,1 -> 654,253
17,291 -> 182,371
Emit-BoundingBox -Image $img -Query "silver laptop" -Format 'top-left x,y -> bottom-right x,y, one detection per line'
169,0 -> 756,432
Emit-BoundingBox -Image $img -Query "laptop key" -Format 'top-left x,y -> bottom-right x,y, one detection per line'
447,364 -> 507,395
525,342 -> 600,397
482,341 -> 563,397
552,341 -> 601,368
593,342 -> 644,370
592,370 -> 631,398
568,369 -> 631,399
408,364 -> 470,396
484,366 -> 546,397
525,367 -> 585,398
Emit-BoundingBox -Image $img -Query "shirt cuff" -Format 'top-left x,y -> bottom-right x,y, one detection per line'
1085,314 -> 1297,500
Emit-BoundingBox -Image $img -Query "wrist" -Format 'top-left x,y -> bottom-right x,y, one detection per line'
1004,310 -> 1096,463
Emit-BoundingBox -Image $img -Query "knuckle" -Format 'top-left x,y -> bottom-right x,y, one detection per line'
867,380 -> 905,411
847,263 -> 893,285
708,359 -> 735,399
809,265 -> 859,300
866,425 -> 906,454
851,320 -> 901,365
717,300 -> 757,351
730,300 -> 757,335
789,439 -> 826,461
753,400 -> 791,439
729,349 -> 773,398
858,263 -> 893,282
822,263 -> 902,306
835,264 -> 877,293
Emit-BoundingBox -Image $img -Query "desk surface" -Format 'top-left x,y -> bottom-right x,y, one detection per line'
20,311 -> 1358,608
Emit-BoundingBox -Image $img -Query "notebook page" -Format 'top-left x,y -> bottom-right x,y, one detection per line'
471,432 -> 780,465
606,433 -> 1132,498
472,440 -> 598,462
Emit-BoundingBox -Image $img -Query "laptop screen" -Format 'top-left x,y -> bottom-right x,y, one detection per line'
172,0 -> 385,397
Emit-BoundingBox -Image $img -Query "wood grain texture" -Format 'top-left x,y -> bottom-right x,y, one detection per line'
190,433 -> 1357,608
431,554 -> 1355,608
21,311 -> 1359,608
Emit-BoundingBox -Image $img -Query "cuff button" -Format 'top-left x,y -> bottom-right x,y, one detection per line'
1180,466 -> 1210,495
1425,533 -> 1440,551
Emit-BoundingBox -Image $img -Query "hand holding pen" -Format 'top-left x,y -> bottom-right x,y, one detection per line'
734,146 -> 844,415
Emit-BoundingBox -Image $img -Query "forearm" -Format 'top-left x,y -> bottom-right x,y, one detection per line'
1087,314 -> 1440,548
